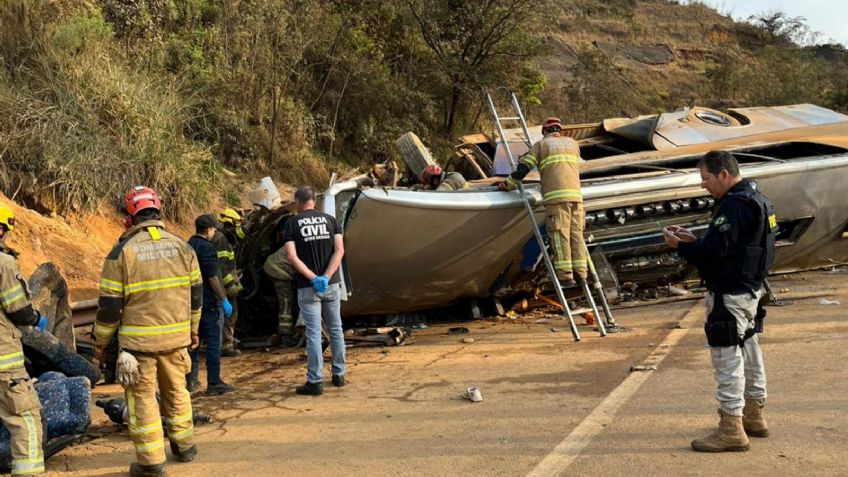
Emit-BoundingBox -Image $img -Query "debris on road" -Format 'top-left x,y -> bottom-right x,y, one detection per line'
461,337 -> 475,344
347,328 -> 410,347
462,387 -> 483,403
630,365 -> 658,372
819,298 -> 840,305
96,397 -> 212,427
447,327 -> 470,335
0,372 -> 90,472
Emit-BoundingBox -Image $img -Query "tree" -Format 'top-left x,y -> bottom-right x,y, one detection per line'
406,0 -> 547,135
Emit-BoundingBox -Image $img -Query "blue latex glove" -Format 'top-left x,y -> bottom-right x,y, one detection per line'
222,298 -> 234,317
311,275 -> 329,293
37,315 -> 48,332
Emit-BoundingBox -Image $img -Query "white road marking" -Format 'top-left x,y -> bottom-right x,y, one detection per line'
527,302 -> 705,477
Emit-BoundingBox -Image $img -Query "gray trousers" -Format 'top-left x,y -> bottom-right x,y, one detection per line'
706,289 -> 767,416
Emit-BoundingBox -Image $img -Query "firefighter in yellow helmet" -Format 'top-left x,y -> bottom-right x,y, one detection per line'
216,208 -> 243,357
499,117 -> 587,287
0,203 -> 46,476
93,187 -> 202,477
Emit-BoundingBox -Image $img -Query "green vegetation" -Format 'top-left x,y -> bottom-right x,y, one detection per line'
1,0 -> 846,218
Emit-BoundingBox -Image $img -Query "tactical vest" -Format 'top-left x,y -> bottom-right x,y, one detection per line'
717,180 -> 777,292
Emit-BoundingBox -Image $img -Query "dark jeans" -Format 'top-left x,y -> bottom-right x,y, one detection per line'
188,305 -> 223,385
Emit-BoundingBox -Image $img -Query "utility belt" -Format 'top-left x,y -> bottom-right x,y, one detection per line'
704,291 -> 766,347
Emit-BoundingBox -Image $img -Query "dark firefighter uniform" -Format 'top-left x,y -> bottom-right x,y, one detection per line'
677,179 -> 777,443
211,230 -> 239,352
94,221 -> 202,468
504,133 -> 587,282
0,240 -> 44,475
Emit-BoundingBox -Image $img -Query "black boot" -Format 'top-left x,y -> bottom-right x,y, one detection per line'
169,441 -> 198,463
130,462 -> 166,477
332,375 -> 346,387
296,381 -> 323,395
206,382 -> 236,396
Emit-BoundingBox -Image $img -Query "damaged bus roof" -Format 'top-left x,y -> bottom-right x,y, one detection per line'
327,104 -> 848,316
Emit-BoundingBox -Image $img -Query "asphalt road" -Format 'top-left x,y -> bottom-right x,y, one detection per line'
47,270 -> 847,476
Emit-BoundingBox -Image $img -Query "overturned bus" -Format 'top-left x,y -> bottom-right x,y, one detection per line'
237,104 -> 848,335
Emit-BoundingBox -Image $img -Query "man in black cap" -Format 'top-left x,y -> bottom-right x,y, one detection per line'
187,214 -> 236,396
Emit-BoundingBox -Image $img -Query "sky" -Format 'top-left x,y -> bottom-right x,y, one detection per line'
690,0 -> 848,46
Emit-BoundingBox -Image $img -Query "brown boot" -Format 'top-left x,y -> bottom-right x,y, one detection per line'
743,398 -> 768,438
691,409 -> 750,452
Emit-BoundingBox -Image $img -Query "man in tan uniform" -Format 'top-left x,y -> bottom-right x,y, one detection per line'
500,117 -> 587,287
263,244 -> 298,346
0,204 -> 45,476
93,187 -> 202,477
420,165 -> 469,191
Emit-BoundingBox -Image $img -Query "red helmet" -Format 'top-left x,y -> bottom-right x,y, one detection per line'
542,117 -> 562,133
125,186 -> 161,216
421,165 -> 443,184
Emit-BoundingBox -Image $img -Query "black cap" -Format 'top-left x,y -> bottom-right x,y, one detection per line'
195,214 -> 220,230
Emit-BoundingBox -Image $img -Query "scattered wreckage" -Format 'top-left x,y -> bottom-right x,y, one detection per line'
0,264 -> 96,471
236,104 -> 848,331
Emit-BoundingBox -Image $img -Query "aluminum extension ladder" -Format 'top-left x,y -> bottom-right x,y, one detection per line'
485,91 -> 616,341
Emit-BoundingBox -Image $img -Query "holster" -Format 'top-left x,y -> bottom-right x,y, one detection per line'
704,293 -> 740,347
741,296 -> 767,345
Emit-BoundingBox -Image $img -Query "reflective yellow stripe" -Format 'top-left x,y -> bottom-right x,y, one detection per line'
553,234 -> 565,269
505,176 -> 520,190
190,269 -> 201,283
520,154 -> 537,168
768,214 -> 777,229
217,250 -> 235,260
169,427 -> 194,441
0,351 -> 25,371
99,278 -> 124,294
22,410 -> 39,462
120,320 -> 190,337
130,420 -> 163,436
135,440 -> 164,454
147,227 -> 161,241
236,227 -> 246,239
166,411 -> 193,426
222,273 -> 234,285
94,321 -> 119,339
543,189 -> 582,202
11,457 -> 44,475
127,389 -> 138,430
125,276 -> 191,295
0,285 -> 25,307
539,154 -> 580,170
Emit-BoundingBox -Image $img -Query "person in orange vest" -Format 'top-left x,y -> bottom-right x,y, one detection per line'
93,187 -> 202,477
500,117 -> 587,287
0,203 -> 46,476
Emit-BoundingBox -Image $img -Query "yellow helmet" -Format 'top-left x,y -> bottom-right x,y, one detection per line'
0,204 -> 15,232
219,208 -> 242,225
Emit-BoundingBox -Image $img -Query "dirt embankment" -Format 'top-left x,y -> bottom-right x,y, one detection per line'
1,193 -> 192,301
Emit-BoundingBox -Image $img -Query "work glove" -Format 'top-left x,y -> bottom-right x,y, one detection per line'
116,350 -> 140,388
222,297 -> 234,317
312,275 -> 329,293
36,315 -> 48,332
